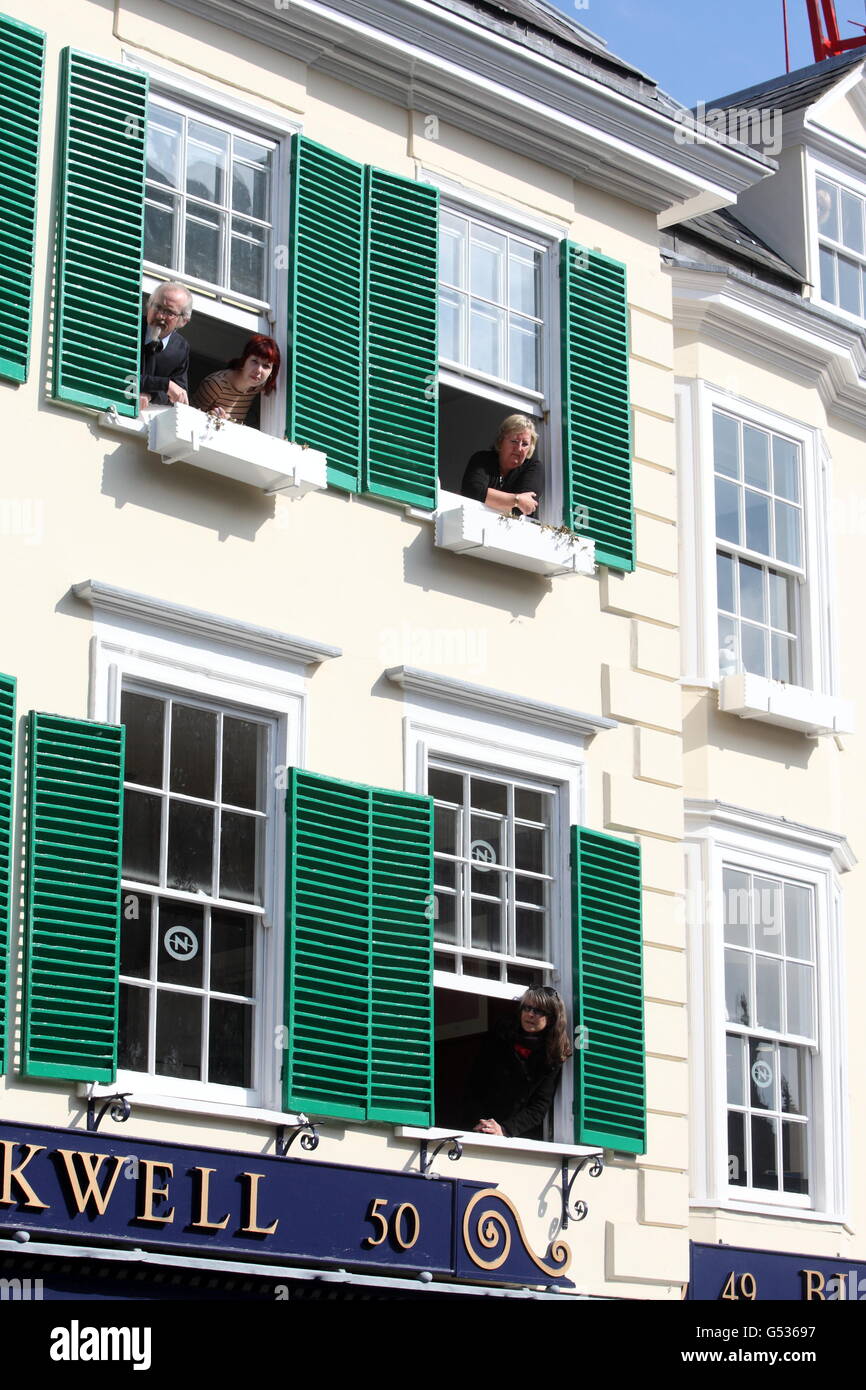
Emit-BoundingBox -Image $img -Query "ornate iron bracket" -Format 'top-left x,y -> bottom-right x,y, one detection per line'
419,1135 -> 463,1178
560,1151 -> 604,1229
86,1092 -> 132,1133
275,1116 -> 320,1157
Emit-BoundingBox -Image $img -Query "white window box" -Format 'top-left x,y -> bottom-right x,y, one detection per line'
147,404 -> 328,497
718,672 -> 855,735
435,501 -> 595,577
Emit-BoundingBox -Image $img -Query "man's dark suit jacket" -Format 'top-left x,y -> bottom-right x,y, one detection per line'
140,320 -> 190,404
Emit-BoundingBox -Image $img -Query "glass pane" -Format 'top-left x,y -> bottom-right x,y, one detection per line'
784,883 -> 812,959
509,245 -> 540,315
771,633 -> 794,683
714,476 -> 740,544
717,551 -> 735,613
470,814 -> 503,869
713,412 -> 739,478
769,571 -> 796,632
434,891 -> 456,944
841,188 -> 864,254
514,824 -> 544,873
219,811 -> 261,904
471,896 -> 502,952
756,955 -> 782,1031
118,984 -> 149,1072
434,858 -> 458,891
156,991 -> 202,1079
772,437 -> 799,501
718,614 -> 739,675
167,800 -> 214,894
157,901 -> 204,987
470,226 -> 506,302
728,1110 -> 747,1186
753,876 -> 782,954
429,767 -> 463,804
120,893 -> 152,979
782,1122 -> 809,1194
184,203 -> 222,285
726,1033 -> 744,1105
749,1037 -> 776,1110
211,909 -> 254,995
471,778 -> 507,814
751,1114 -> 779,1190
723,868 -> 750,946
439,211 -> 467,287
745,488 -> 770,554
515,788 -> 548,822
786,962 -> 814,1038
144,196 -> 176,269
209,999 -> 253,1087
122,691 -> 165,788
819,245 -> 837,303
838,254 -> 861,315
230,220 -> 267,300
741,622 -> 767,677
515,874 -> 545,907
779,1044 -> 806,1115
724,949 -> 751,1025
462,956 -> 501,980
508,965 -> 544,989
743,425 -> 769,490
146,105 -> 182,187
738,558 -> 765,623
186,121 -> 228,202
434,804 -> 458,855
516,908 -> 545,960
231,158 -> 269,221
509,316 -> 539,391
469,299 -> 504,377
123,790 -> 161,885
222,717 -> 265,810
438,289 -> 464,364
816,178 -> 839,240
170,704 -> 216,799
774,500 -> 801,566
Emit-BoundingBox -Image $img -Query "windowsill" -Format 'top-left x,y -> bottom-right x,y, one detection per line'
99,403 -> 328,497
435,495 -> 595,577
81,1081 -> 306,1131
718,673 -> 855,736
691,1199 -> 845,1226
396,1124 -> 603,1160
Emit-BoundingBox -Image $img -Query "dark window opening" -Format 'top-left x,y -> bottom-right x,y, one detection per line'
141,293 -> 264,431
438,381 -> 547,518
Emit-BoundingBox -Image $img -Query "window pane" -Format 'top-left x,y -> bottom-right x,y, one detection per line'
772,437 -> 799,501
782,1122 -> 809,1194
186,121 -> 228,202
222,717 -> 265,810
123,790 -> 161,885
211,909 -> 254,995
741,622 -> 767,677
756,955 -> 781,1031
509,245 -> 540,315
838,254 -> 861,315
439,211 -> 467,287
786,962 -> 814,1038
470,226 -> 506,302
471,897 -> 502,952
515,824 -> 544,873
516,907 -> 545,960
434,858 -> 458,892
726,1033 -> 744,1105
232,157 -> 269,221
157,901 -> 204,987
122,691 -> 165,788
728,1110 -> 747,1186
230,219 -> 267,300
469,300 -> 504,377
841,188 -> 864,254
769,571 -> 796,632
738,558 -> 765,623
146,105 -> 182,188
817,178 -> 839,239
718,614 -> 738,675
470,813 -> 504,868
753,876 -> 782,954
749,1038 -> 776,1110
167,800 -> 214,894
743,426 -> 769,490
784,883 -> 811,959
819,245 -> 837,302
779,1044 -> 806,1115
715,476 -> 740,544
713,412 -> 739,478
725,949 -> 751,1024
209,999 -> 253,1086
438,288 -> 464,363
156,991 -> 202,1079
170,705 -> 217,799
118,984 -> 149,1072
744,488 -> 770,554
771,633 -> 794,683
434,892 -> 457,943
144,193 -> 176,269
751,1114 -> 779,1190
470,778 -> 507,814
219,811 -> 261,904
515,874 -> 545,907
717,551 -> 735,613
774,500 -> 801,566
723,868 -> 750,946
509,316 -> 538,391
434,804 -> 458,855
185,203 -> 222,285
120,893 -> 152,979
515,788 -> 548,822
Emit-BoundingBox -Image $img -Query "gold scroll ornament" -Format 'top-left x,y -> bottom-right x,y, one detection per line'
462,1188 -> 571,1277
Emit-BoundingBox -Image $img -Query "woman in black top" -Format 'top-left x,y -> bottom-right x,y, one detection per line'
465,987 -> 572,1140
461,414 -> 543,517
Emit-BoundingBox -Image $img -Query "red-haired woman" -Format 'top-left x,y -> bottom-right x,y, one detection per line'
192,334 -> 280,424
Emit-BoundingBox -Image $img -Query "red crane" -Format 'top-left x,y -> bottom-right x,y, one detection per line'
804,0 -> 866,61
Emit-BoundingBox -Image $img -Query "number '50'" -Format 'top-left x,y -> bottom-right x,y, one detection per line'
363,1197 -> 421,1250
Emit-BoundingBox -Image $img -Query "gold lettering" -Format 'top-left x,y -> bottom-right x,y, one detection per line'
240,1172 -> 278,1236
802,1268 -> 825,1300
137,1160 -> 175,1224
191,1167 -> 230,1231
56,1150 -> 124,1216
0,1142 -> 49,1210
831,1270 -> 847,1301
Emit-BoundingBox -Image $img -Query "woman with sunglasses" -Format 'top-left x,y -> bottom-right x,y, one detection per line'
464,987 -> 573,1140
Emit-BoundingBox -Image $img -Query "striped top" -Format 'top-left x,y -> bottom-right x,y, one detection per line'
192,369 -> 263,424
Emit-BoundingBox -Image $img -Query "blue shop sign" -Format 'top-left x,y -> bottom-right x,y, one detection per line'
0,1122 -> 572,1289
690,1242 -> 866,1300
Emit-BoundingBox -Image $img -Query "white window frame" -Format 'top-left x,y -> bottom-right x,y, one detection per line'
677,379 -> 838,703
88,608 -> 307,1113
685,804 -> 849,1221
808,152 -> 866,325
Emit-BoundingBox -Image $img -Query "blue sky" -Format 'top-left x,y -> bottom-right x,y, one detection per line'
549,0 -> 866,107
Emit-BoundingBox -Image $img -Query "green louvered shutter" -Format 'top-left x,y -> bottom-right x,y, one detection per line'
0,15 -> 45,384
53,50 -> 148,416
0,675 -> 15,1074
561,242 -> 634,571
284,768 -> 433,1124
288,135 -> 365,490
22,713 -> 125,1083
364,168 -> 439,509
571,826 -> 645,1153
